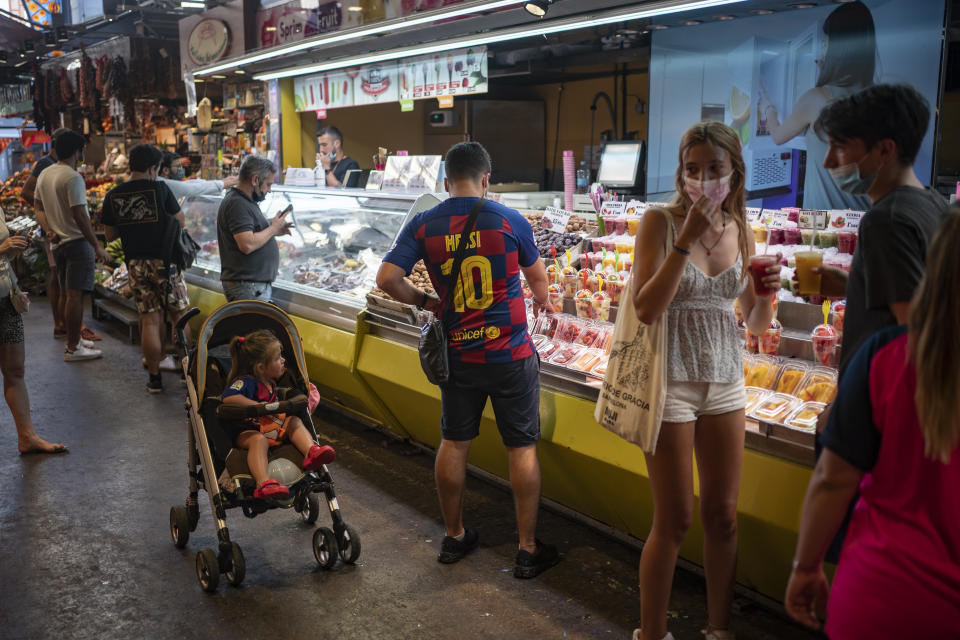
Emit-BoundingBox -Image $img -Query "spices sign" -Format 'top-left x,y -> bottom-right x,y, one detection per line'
188,19 -> 231,66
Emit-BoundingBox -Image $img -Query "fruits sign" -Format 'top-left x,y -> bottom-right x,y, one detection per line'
188,19 -> 230,66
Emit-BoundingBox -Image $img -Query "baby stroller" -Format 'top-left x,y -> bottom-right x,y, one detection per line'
168,300 -> 361,592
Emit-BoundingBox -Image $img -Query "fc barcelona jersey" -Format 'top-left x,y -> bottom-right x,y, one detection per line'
384,197 -> 539,364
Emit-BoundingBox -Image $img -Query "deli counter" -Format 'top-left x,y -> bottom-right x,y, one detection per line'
180,185 -> 818,602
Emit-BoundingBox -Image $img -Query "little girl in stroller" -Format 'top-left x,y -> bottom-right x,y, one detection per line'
221,329 -> 336,499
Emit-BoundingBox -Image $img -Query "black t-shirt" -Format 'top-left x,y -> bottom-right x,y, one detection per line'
100,179 -> 181,260
31,154 -> 56,178
839,187 -> 947,374
216,187 -> 279,283
331,156 -> 360,185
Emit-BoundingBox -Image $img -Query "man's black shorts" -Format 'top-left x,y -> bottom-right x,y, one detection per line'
439,355 -> 540,447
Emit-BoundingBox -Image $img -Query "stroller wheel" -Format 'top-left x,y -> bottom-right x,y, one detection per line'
170,506 -> 189,549
337,524 -> 362,564
312,527 -> 339,570
300,494 -> 320,525
196,548 -> 220,592
225,542 -> 245,587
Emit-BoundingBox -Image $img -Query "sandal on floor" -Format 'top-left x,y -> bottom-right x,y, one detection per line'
302,444 -> 336,471
253,479 -> 289,499
81,327 -> 102,341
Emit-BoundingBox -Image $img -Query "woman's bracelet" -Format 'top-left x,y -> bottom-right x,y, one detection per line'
673,244 -> 691,256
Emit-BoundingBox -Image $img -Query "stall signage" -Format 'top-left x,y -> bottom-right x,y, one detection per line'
798,210 -> 829,230
382,155 -> 442,193
745,207 -> 762,223
399,100 -> 414,112
760,209 -> 791,229
188,19 -> 231,66
828,210 -> 864,231
257,2 -> 323,48
600,201 -> 626,216
20,129 -> 50,146
315,109 -> 327,119
541,206 -> 573,231
437,95 -> 454,108
624,200 -> 646,216
293,46 -> 486,112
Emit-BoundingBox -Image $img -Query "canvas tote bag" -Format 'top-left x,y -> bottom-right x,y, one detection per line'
594,207 -> 676,454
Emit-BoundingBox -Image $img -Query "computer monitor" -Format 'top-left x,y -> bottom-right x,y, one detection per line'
597,141 -> 645,191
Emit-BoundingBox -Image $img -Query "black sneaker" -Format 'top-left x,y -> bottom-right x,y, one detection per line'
514,540 -> 560,579
437,527 -> 479,564
147,373 -> 164,394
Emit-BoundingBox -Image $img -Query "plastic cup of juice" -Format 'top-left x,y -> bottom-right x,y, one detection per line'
603,216 -> 619,235
800,229 -> 815,246
614,217 -> 628,235
749,254 -> 779,297
795,251 -> 823,296
768,228 -> 785,245
751,225 -> 767,243
837,231 -> 857,254
627,218 -> 640,236
784,228 -> 802,245
818,231 -> 838,248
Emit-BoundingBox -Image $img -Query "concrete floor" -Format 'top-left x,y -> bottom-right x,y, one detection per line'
0,298 -> 822,640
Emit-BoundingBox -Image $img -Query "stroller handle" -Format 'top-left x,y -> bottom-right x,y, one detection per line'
217,394 -> 308,420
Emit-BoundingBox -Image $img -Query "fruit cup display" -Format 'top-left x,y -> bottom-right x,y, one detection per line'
768,228 -> 785,245
783,227 -> 802,245
811,324 -> 839,366
546,283 -> 564,312
578,268 -> 598,293
759,319 -> 782,356
574,289 -> 593,319
591,290 -> 612,322
605,273 -> 624,305
545,263 -> 561,286
831,301 -> 846,337
837,230 -> 857,254
560,266 -> 578,298
745,328 -> 759,354
751,224 -> 768,243
627,218 -> 640,236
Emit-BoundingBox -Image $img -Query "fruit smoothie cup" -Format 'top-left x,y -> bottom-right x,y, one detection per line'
837,231 -> 857,254
785,208 -> 800,224
546,284 -> 564,312
768,228 -> 785,245
759,320 -> 782,356
818,231 -> 838,249
795,251 -> 823,296
751,225 -> 767,243
749,254 -> 779,297
575,289 -> 594,319
627,218 -> 640,236
800,229 -> 815,246
745,328 -> 759,354
601,253 -> 616,272
603,216 -> 619,235
602,238 -> 617,253
591,290 -> 611,322
617,254 -> 632,273
784,227 -> 802,245
561,266 -> 578,298
811,324 -> 839,366
614,217 -> 628,235
616,239 -> 633,255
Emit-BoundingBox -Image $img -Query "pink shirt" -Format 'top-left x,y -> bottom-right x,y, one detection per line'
824,332 -> 960,638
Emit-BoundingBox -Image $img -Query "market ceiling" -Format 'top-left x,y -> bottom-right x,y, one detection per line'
192,0 -> 855,82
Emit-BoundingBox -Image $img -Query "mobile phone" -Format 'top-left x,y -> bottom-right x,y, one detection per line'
280,204 -> 293,216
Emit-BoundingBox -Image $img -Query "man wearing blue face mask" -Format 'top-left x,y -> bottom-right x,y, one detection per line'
807,84 -> 947,566
810,84 -> 948,376
216,156 -> 294,303
158,151 -> 238,200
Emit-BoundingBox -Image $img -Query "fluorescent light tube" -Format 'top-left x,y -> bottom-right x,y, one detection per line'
253,0 -> 750,81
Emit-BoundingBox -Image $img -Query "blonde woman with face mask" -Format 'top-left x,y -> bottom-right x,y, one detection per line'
629,121 -> 781,640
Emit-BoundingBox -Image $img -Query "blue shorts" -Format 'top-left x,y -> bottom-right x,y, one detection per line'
440,355 -> 541,448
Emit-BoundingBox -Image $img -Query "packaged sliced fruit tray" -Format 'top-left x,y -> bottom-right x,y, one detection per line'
796,367 -> 838,404
744,355 -> 781,390
568,348 -> 604,374
589,355 -> 610,379
536,339 -> 561,360
751,393 -> 801,424
548,343 -> 584,366
783,401 -> 828,432
744,386 -> 771,415
774,361 -> 811,396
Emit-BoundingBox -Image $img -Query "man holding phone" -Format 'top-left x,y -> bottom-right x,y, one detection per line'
216,156 -> 293,303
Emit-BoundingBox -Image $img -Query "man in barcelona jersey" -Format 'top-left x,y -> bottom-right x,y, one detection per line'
377,142 -> 558,579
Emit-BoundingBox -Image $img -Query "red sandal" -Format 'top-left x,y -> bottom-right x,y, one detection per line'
253,479 -> 289,499
302,444 -> 336,471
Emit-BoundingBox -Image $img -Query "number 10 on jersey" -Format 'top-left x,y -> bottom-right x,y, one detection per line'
440,256 -> 494,312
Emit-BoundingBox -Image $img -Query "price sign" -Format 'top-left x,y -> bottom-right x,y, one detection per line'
768,210 -> 792,229
625,200 -> 646,216
600,201 -> 627,216
827,209 -> 864,231
843,211 -> 864,230
798,210 -> 829,230
746,207 -> 762,223
541,206 -> 573,231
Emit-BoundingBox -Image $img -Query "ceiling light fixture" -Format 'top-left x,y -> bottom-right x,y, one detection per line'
180,1 -> 205,8
789,2 -> 816,7
252,0 -> 753,81
56,26 -> 68,42
195,0 -> 524,76
679,19 -> 701,25
235,69 -> 246,74
347,5 -> 364,11
523,0 -> 554,17
211,74 -> 226,78
751,8 -> 775,14
714,14 -> 735,20
0,51 -> 7,64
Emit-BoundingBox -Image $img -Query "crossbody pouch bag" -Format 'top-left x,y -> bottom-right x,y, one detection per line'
418,198 -> 486,385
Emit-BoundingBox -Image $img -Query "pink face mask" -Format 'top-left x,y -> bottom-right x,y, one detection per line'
684,174 -> 732,206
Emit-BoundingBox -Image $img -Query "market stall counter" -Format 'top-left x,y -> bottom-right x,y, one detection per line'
179,185 -> 441,430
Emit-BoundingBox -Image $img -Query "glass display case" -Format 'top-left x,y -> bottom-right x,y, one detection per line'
182,186 -> 442,327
